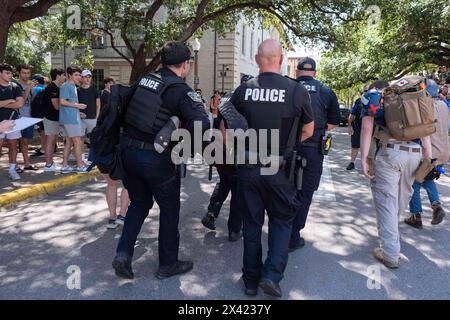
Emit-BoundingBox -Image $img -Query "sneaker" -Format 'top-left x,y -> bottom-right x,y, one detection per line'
23,165 -> 39,171
30,149 -> 45,158
112,252 -> 134,279
156,260 -> 194,279
288,237 -> 306,253
60,165 -> 75,174
115,215 -> 126,225
8,170 -> 21,180
15,166 -> 24,173
201,213 -> 216,230
431,204 -> 445,225
373,248 -> 399,269
228,230 -> 243,242
404,213 -> 423,229
44,163 -> 60,172
107,219 -> 119,229
346,162 -> 355,170
75,165 -> 89,174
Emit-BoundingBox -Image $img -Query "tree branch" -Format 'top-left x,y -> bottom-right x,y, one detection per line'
121,21 -> 136,59
10,0 -> 61,24
143,0 -> 165,27
102,28 -> 133,66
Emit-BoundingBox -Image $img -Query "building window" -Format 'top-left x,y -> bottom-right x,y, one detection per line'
241,24 -> 246,56
250,32 -> 254,57
92,69 -> 104,90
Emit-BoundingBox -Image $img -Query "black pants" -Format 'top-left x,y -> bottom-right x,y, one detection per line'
237,166 -> 296,289
116,145 -> 181,266
207,167 -> 241,233
290,146 -> 324,247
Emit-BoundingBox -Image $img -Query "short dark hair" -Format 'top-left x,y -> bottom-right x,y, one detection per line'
369,80 -> 390,90
16,63 -> 31,73
50,68 -> 65,81
103,77 -> 115,85
66,65 -> 82,76
0,63 -> 13,73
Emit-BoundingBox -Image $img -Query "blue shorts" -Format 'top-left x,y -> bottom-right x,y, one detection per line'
21,125 -> 34,140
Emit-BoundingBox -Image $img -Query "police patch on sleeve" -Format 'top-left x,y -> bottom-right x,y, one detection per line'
187,91 -> 203,103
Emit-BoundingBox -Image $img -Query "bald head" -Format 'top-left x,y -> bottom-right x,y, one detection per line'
256,39 -> 283,74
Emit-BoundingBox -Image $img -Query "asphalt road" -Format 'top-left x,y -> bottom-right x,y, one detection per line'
1,127 -> 449,300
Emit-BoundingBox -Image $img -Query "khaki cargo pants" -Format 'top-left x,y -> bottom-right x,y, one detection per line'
371,142 -> 422,262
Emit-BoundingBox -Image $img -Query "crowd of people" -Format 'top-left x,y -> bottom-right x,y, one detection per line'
1,39 -> 449,298
0,62 -> 128,228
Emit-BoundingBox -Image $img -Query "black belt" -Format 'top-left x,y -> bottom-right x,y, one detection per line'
301,141 -> 320,148
123,136 -> 156,151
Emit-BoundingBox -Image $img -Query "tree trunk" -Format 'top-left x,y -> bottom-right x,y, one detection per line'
0,17 -> 10,61
129,54 -> 161,83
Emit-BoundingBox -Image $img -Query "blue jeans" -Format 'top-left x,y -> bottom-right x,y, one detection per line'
409,180 -> 440,215
116,145 -> 181,266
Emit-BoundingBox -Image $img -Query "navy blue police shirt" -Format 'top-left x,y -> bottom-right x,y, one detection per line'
126,67 -> 210,143
230,72 -> 314,155
297,76 -> 340,142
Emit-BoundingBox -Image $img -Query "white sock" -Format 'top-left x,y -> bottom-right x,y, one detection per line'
9,164 -> 16,171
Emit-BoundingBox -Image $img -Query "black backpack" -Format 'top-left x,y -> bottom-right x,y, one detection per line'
89,82 -> 138,180
30,89 -> 46,118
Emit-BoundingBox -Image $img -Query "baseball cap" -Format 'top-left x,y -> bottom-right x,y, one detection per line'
297,57 -> 317,71
161,41 -> 193,66
81,69 -> 92,77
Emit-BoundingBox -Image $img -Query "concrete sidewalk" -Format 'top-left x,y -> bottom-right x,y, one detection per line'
0,139 -> 100,208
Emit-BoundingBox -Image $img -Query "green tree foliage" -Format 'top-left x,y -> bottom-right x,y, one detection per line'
5,22 -> 50,75
318,0 -> 450,90
38,0 -> 361,82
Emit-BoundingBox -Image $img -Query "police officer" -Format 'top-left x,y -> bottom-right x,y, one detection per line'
289,57 -> 340,252
112,41 -> 210,279
230,39 -> 314,297
201,75 -> 254,241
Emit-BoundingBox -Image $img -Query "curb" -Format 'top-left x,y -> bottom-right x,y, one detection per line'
0,169 -> 101,208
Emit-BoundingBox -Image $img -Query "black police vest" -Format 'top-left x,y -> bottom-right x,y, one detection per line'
237,76 -> 298,155
125,73 -> 184,136
298,79 -> 327,135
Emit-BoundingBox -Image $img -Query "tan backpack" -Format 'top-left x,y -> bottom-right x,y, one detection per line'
382,75 -> 436,140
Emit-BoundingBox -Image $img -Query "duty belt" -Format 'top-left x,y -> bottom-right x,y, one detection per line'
123,135 -> 156,151
300,141 -> 320,148
242,151 -> 285,168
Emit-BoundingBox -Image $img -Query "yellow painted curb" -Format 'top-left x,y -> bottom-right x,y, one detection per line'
0,169 -> 101,208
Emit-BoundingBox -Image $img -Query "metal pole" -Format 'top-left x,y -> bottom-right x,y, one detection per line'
63,45 -> 67,71
221,64 -> 225,93
194,50 -> 199,90
213,29 -> 217,92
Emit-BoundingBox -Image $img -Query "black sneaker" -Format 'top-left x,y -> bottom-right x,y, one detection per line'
201,213 -> 216,230
346,162 -> 355,170
112,253 -> 134,279
288,237 -> 305,253
259,278 -> 282,298
156,260 -> 193,279
228,230 -> 243,242
30,149 -> 45,158
404,213 -> 423,229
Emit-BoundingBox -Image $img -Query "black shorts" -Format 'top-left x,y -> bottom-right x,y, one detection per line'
351,130 -> 361,149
